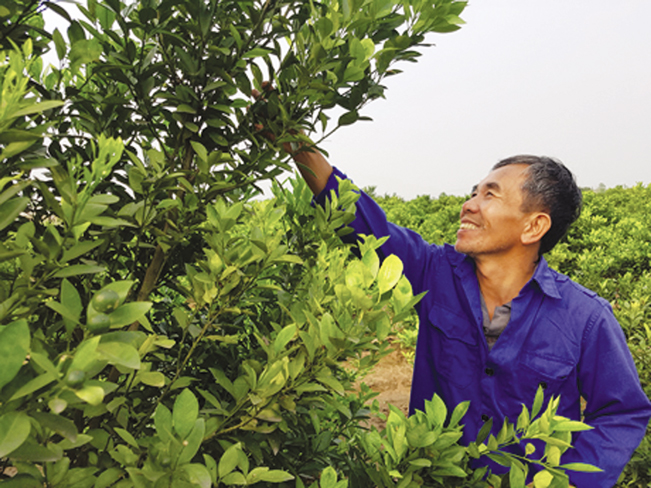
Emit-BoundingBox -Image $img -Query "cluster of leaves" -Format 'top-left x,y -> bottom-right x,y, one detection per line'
376,183 -> 651,487
344,385 -> 597,488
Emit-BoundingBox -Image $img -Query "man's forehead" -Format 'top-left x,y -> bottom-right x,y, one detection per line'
471,180 -> 501,193
471,164 -> 530,193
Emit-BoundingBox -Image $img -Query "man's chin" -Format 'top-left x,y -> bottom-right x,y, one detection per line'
454,241 -> 477,257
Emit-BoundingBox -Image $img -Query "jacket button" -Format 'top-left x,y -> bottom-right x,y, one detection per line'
481,414 -> 490,422
485,367 -> 494,376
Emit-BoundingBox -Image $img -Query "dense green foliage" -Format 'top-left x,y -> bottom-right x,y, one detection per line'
375,184 -> 651,487
0,0 -> 604,486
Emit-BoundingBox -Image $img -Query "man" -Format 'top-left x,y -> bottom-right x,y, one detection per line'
290,147 -> 651,487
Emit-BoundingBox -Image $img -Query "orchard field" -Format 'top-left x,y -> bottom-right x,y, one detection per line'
1,0 -> 650,487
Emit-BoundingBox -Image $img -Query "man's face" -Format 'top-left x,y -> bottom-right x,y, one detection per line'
455,164 -> 533,258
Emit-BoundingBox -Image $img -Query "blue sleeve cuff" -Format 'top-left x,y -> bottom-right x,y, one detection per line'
312,166 -> 350,206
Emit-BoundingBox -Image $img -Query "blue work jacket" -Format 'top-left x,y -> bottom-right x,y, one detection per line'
317,167 -> 651,487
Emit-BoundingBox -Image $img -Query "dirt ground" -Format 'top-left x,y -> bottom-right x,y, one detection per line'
358,347 -> 413,429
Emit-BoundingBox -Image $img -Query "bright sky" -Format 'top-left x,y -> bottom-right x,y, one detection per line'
43,1 -> 651,199
322,1 -> 651,198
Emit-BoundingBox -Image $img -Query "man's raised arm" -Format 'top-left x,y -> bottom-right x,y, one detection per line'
290,145 -> 333,196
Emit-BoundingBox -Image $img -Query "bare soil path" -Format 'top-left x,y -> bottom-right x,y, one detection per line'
359,347 -> 413,429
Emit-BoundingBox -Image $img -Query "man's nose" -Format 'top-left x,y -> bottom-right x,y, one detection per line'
461,196 -> 478,215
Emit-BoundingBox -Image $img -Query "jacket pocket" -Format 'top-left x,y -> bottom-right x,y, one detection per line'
517,353 -> 575,399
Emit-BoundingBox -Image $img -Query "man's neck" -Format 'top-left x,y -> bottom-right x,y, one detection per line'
474,252 -> 538,319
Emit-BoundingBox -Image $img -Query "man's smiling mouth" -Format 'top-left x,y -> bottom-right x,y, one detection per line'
459,222 -> 480,230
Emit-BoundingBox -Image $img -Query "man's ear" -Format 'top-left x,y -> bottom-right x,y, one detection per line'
522,212 -> 552,246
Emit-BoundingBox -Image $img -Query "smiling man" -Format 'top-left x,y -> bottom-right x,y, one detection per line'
291,148 -> 651,487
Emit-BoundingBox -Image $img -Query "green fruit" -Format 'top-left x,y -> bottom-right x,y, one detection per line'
87,313 -> 111,333
65,369 -> 86,388
92,289 -> 120,313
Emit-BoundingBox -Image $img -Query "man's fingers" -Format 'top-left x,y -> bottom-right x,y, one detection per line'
252,82 -> 274,101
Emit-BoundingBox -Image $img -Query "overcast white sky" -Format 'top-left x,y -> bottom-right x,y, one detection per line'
321,1 -> 651,198
44,1 -> 651,199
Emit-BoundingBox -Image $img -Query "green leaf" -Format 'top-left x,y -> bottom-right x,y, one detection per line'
558,462 -> 603,473
9,372 -> 57,401
68,336 -> 101,372
9,438 -> 62,462
94,467 -> 124,488
114,427 -> 138,449
259,470 -> 294,483
53,28 -> 67,60
53,264 -> 106,278
178,419 -> 205,464
1,141 -> 36,160
409,458 -> 432,467
74,385 -> 105,405
222,471 -> 247,485
377,254 -> 403,294
183,463 -> 212,488
0,197 -> 29,232
69,38 -> 102,71
96,342 -> 141,369
509,463 -> 525,488
361,249 -> 380,281
338,110 -> 359,127
0,319 -> 30,390
31,413 -> 77,442
532,470 -> 553,488
11,101 -> 65,118
138,371 -> 165,387
553,420 -> 593,432
219,443 -> 243,479
46,300 -> 80,324
517,403 -> 530,431
88,216 -> 136,227
449,400 -> 469,427
108,302 -> 152,328
320,466 -> 338,487
154,404 -> 175,443
190,141 -> 208,162
273,324 -> 296,353
532,385 -> 545,419
173,389 -> 199,439
61,278 -> 83,322
476,416 -> 493,445
242,47 -> 272,58
0,412 -> 31,458
425,394 -> 447,427
432,464 -> 467,478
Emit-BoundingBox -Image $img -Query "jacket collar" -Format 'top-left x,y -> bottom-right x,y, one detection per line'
530,256 -> 562,299
446,245 -> 562,300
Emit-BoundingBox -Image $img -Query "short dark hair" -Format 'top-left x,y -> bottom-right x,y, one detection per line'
492,155 -> 582,255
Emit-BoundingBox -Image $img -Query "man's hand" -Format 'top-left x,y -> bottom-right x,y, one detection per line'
250,84 -> 333,195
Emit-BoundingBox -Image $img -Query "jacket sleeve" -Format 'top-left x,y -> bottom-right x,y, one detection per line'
562,304 -> 651,487
314,166 -> 442,294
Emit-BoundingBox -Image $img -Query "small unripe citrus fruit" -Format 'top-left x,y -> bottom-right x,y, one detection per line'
87,313 -> 111,333
65,369 -> 86,388
91,289 -> 120,313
